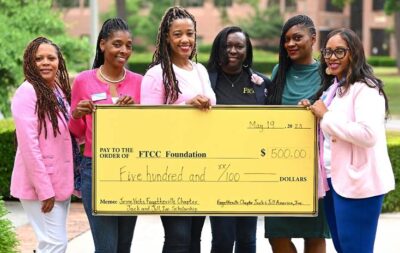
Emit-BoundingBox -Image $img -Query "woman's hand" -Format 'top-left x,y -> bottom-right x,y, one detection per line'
309,99 -> 328,119
41,197 -> 55,213
72,100 -> 95,119
116,95 -> 135,105
298,99 -> 311,108
185,95 -> 211,110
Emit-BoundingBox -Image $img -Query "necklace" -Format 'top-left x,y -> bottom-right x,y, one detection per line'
221,71 -> 243,87
99,65 -> 126,84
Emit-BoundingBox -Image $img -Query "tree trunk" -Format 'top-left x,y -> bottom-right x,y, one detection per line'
395,12 -> 400,73
116,0 -> 127,21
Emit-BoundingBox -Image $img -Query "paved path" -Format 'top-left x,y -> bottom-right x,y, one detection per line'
387,119 -> 400,131
5,201 -> 400,253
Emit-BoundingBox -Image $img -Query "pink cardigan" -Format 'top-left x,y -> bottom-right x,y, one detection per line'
321,81 -> 395,198
11,81 -> 73,201
69,69 -> 142,157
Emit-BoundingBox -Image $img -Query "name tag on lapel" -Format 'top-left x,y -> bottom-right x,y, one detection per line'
91,92 -> 107,102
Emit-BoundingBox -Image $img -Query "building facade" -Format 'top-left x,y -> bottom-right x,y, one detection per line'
57,0 -> 395,57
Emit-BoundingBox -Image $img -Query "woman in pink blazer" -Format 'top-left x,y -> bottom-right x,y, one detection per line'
11,37 -> 73,252
301,28 -> 395,253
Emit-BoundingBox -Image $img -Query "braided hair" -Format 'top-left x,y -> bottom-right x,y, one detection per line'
206,26 -> 253,77
93,17 -> 131,69
267,15 -> 316,105
149,6 -> 198,104
23,37 -> 70,138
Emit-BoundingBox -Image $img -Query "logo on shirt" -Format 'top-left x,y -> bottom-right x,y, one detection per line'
243,87 -> 255,94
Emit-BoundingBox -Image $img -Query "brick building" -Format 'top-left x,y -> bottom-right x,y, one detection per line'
57,0 -> 396,57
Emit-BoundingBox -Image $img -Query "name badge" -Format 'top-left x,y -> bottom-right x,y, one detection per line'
91,92 -> 107,102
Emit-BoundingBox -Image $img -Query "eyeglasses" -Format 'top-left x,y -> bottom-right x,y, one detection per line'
321,47 -> 350,59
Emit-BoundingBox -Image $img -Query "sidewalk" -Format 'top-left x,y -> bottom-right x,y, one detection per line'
387,118 -> 400,131
5,201 -> 400,253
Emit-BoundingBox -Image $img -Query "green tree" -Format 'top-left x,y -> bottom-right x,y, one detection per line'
104,0 -> 174,48
214,0 -> 282,46
0,0 -> 90,117
238,4 -> 283,41
333,0 -> 400,73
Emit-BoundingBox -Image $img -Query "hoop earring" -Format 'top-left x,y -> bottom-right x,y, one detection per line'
325,67 -> 332,75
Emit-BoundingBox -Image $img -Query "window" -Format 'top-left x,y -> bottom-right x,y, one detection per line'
326,0 -> 343,12
373,0 -> 385,11
285,0 -> 296,11
181,0 -> 204,7
319,30 -> 332,50
214,0 -> 233,7
371,29 -> 390,56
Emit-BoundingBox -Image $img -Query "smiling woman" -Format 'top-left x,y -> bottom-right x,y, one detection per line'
35,43 -> 60,85
140,6 -> 216,253
68,17 -> 142,253
306,28 -> 395,253
264,15 -> 331,253
11,37 -> 73,252
205,26 -> 271,253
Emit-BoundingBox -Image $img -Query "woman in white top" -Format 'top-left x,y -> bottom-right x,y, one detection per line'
140,6 -> 216,253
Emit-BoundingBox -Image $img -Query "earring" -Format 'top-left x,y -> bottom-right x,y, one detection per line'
325,67 -> 332,75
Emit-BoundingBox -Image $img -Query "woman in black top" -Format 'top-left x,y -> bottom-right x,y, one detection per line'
206,26 -> 271,253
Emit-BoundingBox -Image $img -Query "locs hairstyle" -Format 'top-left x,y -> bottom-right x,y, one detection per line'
149,6 -> 197,104
267,15 -> 316,105
92,17 -> 131,69
318,28 -> 389,114
206,26 -> 253,75
23,37 -> 70,138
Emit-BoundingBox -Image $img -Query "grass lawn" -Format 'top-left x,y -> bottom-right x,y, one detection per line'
374,67 -> 400,118
387,131 -> 400,144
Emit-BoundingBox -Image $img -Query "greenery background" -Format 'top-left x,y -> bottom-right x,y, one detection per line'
0,0 -> 399,213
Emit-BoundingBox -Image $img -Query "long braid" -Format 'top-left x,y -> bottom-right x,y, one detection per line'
149,6 -> 197,104
267,15 -> 316,105
23,37 -> 70,138
93,18 -> 130,69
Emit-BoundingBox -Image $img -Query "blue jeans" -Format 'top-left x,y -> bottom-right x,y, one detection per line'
324,179 -> 384,253
161,216 -> 205,253
81,157 -> 137,253
210,216 -> 257,253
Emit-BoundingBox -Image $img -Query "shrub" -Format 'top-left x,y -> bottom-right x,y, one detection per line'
0,119 -> 15,198
127,61 -> 149,75
367,56 -> 396,67
128,51 -> 278,75
197,44 -> 213,54
382,132 -> 400,212
0,196 -> 18,253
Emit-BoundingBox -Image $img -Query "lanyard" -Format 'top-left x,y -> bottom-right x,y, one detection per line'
54,88 -> 70,122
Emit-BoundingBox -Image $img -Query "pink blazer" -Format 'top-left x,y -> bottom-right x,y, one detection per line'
321,81 -> 395,198
11,81 -> 73,201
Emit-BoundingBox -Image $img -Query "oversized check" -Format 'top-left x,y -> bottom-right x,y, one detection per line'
93,106 -> 317,216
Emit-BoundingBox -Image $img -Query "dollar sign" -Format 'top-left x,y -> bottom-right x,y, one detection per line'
261,148 -> 266,157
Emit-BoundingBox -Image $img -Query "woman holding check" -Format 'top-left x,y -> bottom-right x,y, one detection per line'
264,15 -> 330,253
300,28 -> 395,253
69,18 -> 142,252
141,6 -> 215,253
